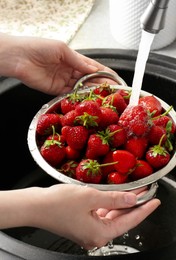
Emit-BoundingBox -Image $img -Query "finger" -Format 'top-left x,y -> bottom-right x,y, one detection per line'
90,190 -> 138,210
105,208 -> 132,219
108,198 -> 161,238
84,79 -> 119,85
128,186 -> 148,195
104,188 -> 159,219
96,208 -> 110,217
97,204 -> 137,219
102,191 -> 150,219
94,188 -> 157,219
84,199 -> 160,250
72,70 -> 85,79
81,54 -> 116,74
63,48 -> 98,73
65,48 -> 117,76
97,208 -> 124,219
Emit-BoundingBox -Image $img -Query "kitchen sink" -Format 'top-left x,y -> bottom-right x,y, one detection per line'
0,49 -> 176,260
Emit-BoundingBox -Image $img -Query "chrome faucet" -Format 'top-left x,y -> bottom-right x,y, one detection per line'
140,0 -> 170,34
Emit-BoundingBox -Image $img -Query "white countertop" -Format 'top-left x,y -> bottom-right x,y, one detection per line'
69,0 -> 176,59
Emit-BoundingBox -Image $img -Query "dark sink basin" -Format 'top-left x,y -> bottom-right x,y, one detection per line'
0,49 -> 176,260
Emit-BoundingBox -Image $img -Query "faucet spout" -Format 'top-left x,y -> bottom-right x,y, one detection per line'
140,0 -> 170,34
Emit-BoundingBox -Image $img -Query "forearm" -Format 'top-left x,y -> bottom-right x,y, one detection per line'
0,187 -> 44,229
0,33 -> 22,78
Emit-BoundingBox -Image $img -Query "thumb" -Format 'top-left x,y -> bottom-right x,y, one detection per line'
91,190 -> 137,210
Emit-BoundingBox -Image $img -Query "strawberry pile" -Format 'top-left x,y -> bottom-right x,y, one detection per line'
36,82 -> 176,185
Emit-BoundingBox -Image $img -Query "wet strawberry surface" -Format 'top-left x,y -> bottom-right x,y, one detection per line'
36,83 -> 176,185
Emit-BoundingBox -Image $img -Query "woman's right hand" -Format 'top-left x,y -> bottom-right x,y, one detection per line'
32,184 -> 160,250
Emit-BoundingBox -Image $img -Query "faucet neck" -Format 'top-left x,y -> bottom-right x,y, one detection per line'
140,0 -> 170,34
151,0 -> 169,8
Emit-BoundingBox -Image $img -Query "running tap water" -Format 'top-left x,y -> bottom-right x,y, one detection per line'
129,0 -> 170,107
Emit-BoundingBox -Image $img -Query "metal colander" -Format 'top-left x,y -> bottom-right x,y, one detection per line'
27,71 -> 176,203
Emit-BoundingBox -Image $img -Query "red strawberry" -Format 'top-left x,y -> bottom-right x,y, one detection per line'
93,82 -> 112,97
60,92 -> 81,114
85,133 -> 110,159
46,133 -> 65,144
101,151 -> 116,179
36,113 -> 62,136
139,95 -> 162,117
94,96 -> 103,107
60,160 -> 78,179
75,100 -> 102,128
62,125 -> 89,150
86,125 -> 127,159
103,92 -> 127,115
116,89 -> 130,104
84,88 -> 103,106
61,109 -> 79,126
61,125 -> 70,139
146,141 -> 170,169
130,160 -> 153,181
40,135 -> 66,167
118,104 -> 153,138
148,125 -> 167,145
152,113 -> 175,152
107,172 -> 128,184
98,106 -> 119,128
153,115 -> 176,134
113,150 -> 137,174
124,136 -> 148,159
65,146 -> 80,160
35,85 -> 175,186
76,159 -> 102,184
107,124 -> 127,148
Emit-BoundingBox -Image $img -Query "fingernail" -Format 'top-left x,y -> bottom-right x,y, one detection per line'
124,193 -> 137,205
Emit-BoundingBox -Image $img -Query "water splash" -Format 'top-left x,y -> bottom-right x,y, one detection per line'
129,30 -> 155,106
135,234 -> 140,240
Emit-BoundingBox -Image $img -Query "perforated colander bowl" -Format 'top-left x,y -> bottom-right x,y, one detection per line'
27,71 -> 176,203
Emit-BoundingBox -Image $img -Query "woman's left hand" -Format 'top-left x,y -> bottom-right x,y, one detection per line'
0,34 -> 116,95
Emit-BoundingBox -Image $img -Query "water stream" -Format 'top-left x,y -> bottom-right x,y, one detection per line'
87,29 -> 157,257
129,30 -> 155,106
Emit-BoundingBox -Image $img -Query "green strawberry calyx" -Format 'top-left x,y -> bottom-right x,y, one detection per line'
76,112 -> 99,128
43,126 -> 63,148
150,134 -> 169,157
66,91 -> 83,103
97,128 -> 123,144
83,89 -> 104,102
59,161 -> 78,177
82,159 -> 118,176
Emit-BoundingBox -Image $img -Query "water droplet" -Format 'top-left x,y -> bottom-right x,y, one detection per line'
108,240 -> 114,249
135,235 -> 140,240
123,232 -> 129,239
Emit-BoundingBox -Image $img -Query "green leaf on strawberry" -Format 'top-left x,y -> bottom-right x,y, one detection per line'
60,160 -> 78,179
76,159 -> 103,184
146,134 -> 170,169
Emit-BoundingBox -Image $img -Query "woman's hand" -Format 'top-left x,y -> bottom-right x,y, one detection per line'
0,184 -> 160,250
30,184 -> 160,250
0,33 -> 116,96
